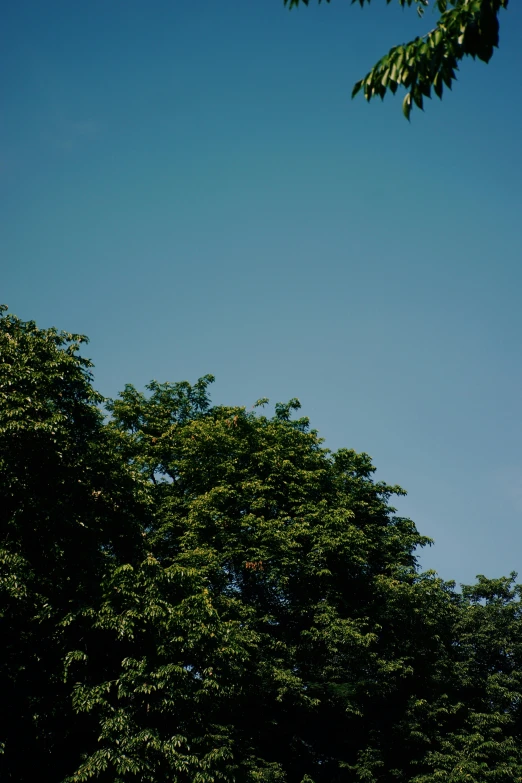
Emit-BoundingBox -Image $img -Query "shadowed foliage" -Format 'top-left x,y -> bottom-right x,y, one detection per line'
2,306 -> 522,782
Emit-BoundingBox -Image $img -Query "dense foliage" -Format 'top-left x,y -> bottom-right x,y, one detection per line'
2,306 -> 522,782
285,0 -> 509,118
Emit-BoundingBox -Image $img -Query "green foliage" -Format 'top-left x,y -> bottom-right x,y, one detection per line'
2,306 -> 522,782
0,307 -> 148,780
284,0 -> 509,118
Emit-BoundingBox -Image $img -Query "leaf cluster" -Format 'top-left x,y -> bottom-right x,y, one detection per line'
285,0 -> 509,117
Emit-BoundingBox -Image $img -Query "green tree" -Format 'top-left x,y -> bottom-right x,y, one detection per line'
0,306 -> 149,781
3,307 -> 522,782
410,574 -> 522,783
284,0 -> 509,118
66,380 -> 445,782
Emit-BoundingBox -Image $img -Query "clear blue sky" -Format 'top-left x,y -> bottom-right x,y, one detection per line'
2,0 -> 521,586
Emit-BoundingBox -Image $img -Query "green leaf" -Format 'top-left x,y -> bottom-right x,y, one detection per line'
352,79 -> 363,98
402,92 -> 412,120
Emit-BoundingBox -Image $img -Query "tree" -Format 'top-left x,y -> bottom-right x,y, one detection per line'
0,306 -> 149,781
284,0 -> 509,118
2,306 -> 522,782
67,381 -> 447,782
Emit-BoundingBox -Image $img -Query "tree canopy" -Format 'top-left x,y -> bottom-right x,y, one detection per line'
2,306 -> 522,782
284,0 -> 509,118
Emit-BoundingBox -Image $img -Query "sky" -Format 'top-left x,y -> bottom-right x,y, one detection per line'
2,0 -> 522,587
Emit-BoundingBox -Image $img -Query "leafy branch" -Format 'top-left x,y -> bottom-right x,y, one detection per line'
285,0 -> 509,118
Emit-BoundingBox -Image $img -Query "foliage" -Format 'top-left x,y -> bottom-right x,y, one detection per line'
2,306 -> 522,782
284,0 -> 509,118
0,306 -> 148,780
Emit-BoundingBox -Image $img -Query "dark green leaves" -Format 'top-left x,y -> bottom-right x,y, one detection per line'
0,308 -> 148,782
286,0 -> 509,117
3,307 -> 522,782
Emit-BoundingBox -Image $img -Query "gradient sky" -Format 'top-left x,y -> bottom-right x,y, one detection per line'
2,0 -> 522,586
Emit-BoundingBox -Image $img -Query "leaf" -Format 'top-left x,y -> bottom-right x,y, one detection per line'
402,92 -> 412,120
433,73 -> 444,99
352,79 -> 364,98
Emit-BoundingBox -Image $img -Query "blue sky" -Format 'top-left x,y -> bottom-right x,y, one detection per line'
2,0 -> 522,586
